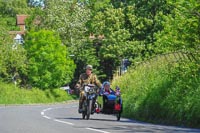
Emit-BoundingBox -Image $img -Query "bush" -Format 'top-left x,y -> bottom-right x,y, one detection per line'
24,30 -> 75,89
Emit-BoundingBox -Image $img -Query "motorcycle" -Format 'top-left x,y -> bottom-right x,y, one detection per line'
81,84 -> 97,120
80,84 -> 123,121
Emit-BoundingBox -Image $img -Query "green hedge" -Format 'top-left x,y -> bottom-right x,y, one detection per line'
112,56 -> 200,128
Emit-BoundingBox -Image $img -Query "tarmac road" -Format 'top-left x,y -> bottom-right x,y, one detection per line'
0,101 -> 200,133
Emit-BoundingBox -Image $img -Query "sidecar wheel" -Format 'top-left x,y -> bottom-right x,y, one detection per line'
82,113 -> 86,119
116,113 -> 121,121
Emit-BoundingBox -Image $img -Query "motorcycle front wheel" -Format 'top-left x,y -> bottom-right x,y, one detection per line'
86,100 -> 92,120
82,101 -> 87,119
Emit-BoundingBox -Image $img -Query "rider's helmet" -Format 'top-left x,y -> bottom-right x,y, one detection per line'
102,81 -> 110,87
99,81 -> 110,95
86,65 -> 93,70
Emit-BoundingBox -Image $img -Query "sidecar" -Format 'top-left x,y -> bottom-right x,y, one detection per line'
101,93 -> 123,121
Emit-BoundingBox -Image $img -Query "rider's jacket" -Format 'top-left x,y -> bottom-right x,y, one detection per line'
76,73 -> 102,90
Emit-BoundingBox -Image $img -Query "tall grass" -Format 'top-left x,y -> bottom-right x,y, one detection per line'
112,54 -> 200,128
0,82 -> 76,104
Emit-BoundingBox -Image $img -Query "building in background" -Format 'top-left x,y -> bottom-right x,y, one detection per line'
9,15 -> 29,46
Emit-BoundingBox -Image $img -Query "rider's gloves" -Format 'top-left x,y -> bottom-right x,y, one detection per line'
75,84 -> 81,90
103,92 -> 109,95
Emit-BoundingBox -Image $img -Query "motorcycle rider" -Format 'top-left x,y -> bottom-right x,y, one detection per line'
75,65 -> 102,113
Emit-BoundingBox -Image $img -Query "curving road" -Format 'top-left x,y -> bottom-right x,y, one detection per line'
0,101 -> 200,133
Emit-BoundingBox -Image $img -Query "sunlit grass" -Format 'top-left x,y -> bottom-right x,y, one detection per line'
112,53 -> 200,128
0,82 -> 76,104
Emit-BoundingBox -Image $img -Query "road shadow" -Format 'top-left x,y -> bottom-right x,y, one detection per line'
105,124 -> 200,133
55,116 -> 117,122
55,116 -> 200,133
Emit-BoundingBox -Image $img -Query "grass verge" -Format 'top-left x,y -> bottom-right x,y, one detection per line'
0,82 -> 76,104
112,54 -> 200,128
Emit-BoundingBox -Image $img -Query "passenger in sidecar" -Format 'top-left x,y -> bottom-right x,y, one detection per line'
100,81 -> 122,114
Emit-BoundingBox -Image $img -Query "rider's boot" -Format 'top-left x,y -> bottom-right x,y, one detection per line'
78,91 -> 85,113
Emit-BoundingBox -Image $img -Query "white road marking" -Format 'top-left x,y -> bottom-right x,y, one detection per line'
54,119 -> 74,125
43,115 -> 51,119
43,108 -> 52,112
120,126 -> 127,129
41,106 -> 75,126
41,112 -> 44,115
41,106 -> 111,133
86,127 -> 111,133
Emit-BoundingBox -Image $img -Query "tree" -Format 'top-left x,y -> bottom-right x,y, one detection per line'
0,28 -> 27,84
0,0 -> 32,17
90,5 -> 131,79
0,0 -> 34,31
0,0 -> 33,85
154,0 -> 200,53
124,0 -> 172,57
43,0 -> 90,47
87,0 -> 173,79
41,0 -> 100,81
25,30 -> 75,89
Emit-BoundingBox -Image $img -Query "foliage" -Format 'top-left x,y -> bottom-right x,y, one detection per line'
24,30 -> 75,89
90,5 -> 131,80
154,0 -> 200,53
86,0 -> 173,80
0,0 -> 32,17
124,0 -> 172,58
112,52 -> 200,128
43,0 -> 90,47
0,34 -> 27,85
32,0 -> 200,82
0,0 -> 31,31
40,0 -> 100,81
0,26 -> 10,45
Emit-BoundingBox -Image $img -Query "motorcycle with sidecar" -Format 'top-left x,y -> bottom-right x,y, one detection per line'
81,84 -> 123,121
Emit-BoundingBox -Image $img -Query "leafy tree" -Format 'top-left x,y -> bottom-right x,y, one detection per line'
0,30 -> 27,84
41,0 -> 100,82
90,6 -> 131,79
25,30 -> 75,89
154,0 -> 200,53
43,0 -> 90,46
0,0 -> 33,85
124,0 -> 172,58
83,0 -> 111,11
86,0 -> 173,79
0,0 -> 32,17
0,0 -> 33,31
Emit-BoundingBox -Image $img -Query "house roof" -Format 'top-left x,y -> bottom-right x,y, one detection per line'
16,15 -> 29,25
